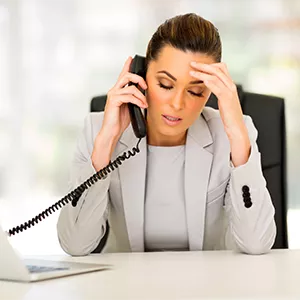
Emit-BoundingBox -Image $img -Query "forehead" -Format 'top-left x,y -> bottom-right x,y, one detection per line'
149,45 -> 216,72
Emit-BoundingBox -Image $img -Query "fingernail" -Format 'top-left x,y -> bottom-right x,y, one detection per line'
191,61 -> 197,66
190,71 -> 196,76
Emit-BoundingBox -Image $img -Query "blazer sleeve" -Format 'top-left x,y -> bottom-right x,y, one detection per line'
57,113 -> 111,256
223,115 -> 277,254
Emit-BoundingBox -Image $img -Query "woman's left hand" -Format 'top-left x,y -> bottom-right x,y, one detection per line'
190,62 -> 251,167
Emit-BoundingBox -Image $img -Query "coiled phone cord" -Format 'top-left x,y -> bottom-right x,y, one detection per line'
6,138 -> 142,236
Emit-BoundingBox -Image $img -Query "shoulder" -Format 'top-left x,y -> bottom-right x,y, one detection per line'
84,111 -> 105,127
82,112 -> 105,140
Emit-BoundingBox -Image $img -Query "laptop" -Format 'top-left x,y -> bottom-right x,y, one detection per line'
0,224 -> 110,282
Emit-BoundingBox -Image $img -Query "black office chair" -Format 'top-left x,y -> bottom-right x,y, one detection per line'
90,84 -> 288,249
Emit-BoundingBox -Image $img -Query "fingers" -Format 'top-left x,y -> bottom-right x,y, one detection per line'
113,94 -> 148,109
107,56 -> 148,109
116,85 -> 147,106
212,63 -> 236,91
117,56 -> 133,80
116,57 -> 148,90
116,72 -> 148,90
214,62 -> 231,78
190,62 -> 235,90
189,70 -> 225,94
202,78 -> 222,96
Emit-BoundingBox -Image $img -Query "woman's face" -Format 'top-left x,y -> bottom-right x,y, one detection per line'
145,45 -> 216,146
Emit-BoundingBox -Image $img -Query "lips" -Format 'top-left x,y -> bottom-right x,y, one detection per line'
162,114 -> 183,126
162,114 -> 182,121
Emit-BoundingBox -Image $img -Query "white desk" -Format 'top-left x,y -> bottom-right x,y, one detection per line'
1,249 -> 300,300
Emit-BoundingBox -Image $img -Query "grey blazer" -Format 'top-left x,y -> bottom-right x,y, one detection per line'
57,107 -> 276,256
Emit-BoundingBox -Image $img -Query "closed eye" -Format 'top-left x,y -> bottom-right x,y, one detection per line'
189,91 -> 203,97
158,82 -> 203,97
158,82 -> 173,90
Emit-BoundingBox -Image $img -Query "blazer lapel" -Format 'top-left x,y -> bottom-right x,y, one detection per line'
116,125 -> 147,252
185,114 -> 213,250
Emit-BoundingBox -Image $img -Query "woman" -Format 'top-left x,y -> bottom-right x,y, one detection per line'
57,13 -> 276,256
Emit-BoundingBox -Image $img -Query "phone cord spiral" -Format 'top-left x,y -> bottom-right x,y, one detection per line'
7,138 -> 142,236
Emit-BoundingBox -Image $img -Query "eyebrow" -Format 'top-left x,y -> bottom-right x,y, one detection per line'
157,70 -> 203,85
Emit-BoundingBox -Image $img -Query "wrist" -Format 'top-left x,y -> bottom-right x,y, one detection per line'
230,139 -> 251,167
227,123 -> 251,167
91,130 -> 120,171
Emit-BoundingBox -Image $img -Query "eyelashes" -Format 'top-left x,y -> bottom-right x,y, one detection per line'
157,82 -> 203,97
158,82 -> 172,90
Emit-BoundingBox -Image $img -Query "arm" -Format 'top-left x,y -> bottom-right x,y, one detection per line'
189,61 -> 276,254
57,56 -> 148,256
224,116 -> 276,254
57,113 -> 114,256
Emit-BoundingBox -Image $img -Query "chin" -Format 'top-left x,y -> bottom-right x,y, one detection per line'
158,125 -> 186,137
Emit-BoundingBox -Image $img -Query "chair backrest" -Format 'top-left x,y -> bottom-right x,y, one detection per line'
90,95 -> 107,112
90,85 -> 288,249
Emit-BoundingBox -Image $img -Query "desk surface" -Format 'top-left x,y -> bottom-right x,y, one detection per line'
1,249 -> 300,300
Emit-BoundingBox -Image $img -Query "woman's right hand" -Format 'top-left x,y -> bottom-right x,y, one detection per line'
101,56 -> 148,139
91,56 -> 148,171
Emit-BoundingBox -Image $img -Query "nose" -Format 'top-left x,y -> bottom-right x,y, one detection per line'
170,91 -> 185,111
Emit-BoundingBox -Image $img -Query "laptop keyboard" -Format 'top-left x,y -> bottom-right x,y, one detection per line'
27,265 -> 69,273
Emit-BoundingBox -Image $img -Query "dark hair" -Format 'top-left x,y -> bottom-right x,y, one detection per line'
146,13 -> 221,67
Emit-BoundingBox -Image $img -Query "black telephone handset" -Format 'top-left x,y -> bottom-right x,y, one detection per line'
128,55 -> 147,138
6,55 -> 147,236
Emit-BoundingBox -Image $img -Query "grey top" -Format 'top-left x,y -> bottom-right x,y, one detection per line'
144,144 -> 189,251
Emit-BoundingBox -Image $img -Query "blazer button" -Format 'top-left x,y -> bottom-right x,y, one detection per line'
243,191 -> 250,198
242,185 -> 250,193
243,195 -> 251,202
244,201 -> 252,208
